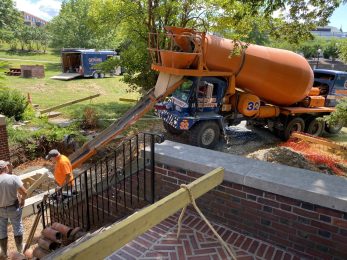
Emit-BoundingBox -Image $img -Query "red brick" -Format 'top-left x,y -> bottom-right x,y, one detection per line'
243,186 -> 264,196
332,233 -> 347,244
183,240 -> 192,256
311,220 -> 338,233
293,207 -> 319,219
273,208 -> 297,220
316,206 -> 343,218
332,218 -> 347,229
309,235 -> 334,247
257,210 -> 280,222
272,222 -> 296,235
292,222 -> 317,234
256,244 -> 267,257
275,195 -> 300,206
155,166 -> 167,175
229,189 -> 247,198
240,237 -> 252,251
248,240 -> 259,254
123,245 -> 142,257
274,249 -> 283,260
306,248 -> 332,259
257,198 -> 279,208
232,183 -> 243,190
264,246 -> 275,259
234,235 -> 246,247
240,199 -> 262,210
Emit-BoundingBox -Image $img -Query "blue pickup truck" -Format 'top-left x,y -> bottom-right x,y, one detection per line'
51,49 -> 121,80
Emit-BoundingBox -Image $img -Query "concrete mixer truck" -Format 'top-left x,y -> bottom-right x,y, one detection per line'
68,26 -> 346,168
149,27 -> 347,148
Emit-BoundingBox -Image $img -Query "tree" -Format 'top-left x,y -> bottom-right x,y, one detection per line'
48,0 -> 99,49
0,0 -> 23,44
0,0 -> 21,30
323,42 -> 339,60
338,39 -> 347,63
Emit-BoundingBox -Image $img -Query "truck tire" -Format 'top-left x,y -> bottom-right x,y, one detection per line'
163,122 -> 183,135
283,117 -> 305,140
189,121 -> 220,149
99,73 -> 105,78
305,117 -> 324,136
325,121 -> 343,134
93,73 -> 99,79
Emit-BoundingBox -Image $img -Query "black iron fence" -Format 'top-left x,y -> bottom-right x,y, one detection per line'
39,132 -> 164,231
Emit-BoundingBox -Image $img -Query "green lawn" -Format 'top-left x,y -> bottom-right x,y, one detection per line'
0,48 -> 60,62
1,58 -> 140,120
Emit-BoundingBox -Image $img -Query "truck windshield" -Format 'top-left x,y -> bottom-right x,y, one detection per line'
172,80 -> 193,102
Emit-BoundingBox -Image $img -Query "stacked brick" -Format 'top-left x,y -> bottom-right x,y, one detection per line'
155,163 -> 347,259
0,115 -> 10,161
20,65 -> 45,78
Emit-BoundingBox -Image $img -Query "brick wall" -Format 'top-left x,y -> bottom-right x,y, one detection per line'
0,115 -> 10,161
20,65 -> 45,78
155,163 -> 347,259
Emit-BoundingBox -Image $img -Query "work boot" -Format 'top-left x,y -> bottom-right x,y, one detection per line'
14,235 -> 23,253
0,237 -> 8,258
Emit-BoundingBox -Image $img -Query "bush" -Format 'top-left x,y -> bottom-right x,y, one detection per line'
80,107 -> 99,129
0,88 -> 27,120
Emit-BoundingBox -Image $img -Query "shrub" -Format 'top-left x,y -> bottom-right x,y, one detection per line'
80,107 -> 99,129
0,88 -> 27,120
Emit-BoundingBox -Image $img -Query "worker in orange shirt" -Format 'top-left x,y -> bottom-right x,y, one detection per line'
45,149 -> 74,188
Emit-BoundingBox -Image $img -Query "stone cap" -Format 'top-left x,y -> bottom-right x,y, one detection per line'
155,140 -> 347,212
0,115 -> 6,126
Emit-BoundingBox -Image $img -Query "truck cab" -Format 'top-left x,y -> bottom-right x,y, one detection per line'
313,69 -> 347,107
155,76 -> 229,147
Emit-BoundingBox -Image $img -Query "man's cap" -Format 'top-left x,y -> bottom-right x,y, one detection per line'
0,160 -> 10,169
45,149 -> 60,160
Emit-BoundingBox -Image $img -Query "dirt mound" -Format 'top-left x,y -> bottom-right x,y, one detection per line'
248,147 -> 338,175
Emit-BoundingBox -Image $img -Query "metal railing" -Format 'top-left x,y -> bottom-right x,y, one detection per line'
39,132 -> 164,231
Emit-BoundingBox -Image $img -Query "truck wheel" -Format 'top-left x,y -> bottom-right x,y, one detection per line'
305,118 -> 324,136
283,117 -> 305,140
190,121 -> 220,149
99,73 -> 105,78
325,121 -> 343,134
163,122 -> 183,135
93,73 -> 99,79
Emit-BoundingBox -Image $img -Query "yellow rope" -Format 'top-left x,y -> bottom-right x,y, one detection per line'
177,184 -> 237,260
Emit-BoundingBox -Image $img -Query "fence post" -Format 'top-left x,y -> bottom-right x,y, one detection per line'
150,134 -> 155,203
84,171 -> 91,231
40,202 -> 46,228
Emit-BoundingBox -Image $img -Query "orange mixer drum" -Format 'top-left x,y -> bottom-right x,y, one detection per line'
204,35 -> 314,106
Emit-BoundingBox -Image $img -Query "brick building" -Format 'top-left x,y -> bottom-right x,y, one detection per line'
21,11 -> 47,27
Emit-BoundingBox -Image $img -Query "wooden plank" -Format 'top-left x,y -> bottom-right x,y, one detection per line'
26,173 -> 48,197
40,94 -> 100,114
53,167 -> 224,260
291,132 -> 347,151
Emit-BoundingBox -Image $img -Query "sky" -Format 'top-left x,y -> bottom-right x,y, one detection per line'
14,0 -> 347,31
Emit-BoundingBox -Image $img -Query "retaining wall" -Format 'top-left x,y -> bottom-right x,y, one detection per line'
0,115 -> 10,161
154,141 -> 347,259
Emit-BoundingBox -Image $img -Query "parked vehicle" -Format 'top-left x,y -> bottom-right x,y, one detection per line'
151,27 -> 347,147
51,49 -> 121,80
68,26 -> 347,168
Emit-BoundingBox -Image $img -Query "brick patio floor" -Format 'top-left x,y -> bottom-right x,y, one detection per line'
107,210 -> 299,260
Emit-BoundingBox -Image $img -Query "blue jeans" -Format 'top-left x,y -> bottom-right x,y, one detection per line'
0,206 -> 23,239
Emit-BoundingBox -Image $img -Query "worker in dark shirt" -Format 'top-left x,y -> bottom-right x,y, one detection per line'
0,161 -> 27,257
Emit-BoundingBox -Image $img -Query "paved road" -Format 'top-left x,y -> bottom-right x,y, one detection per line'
0,57 -> 58,63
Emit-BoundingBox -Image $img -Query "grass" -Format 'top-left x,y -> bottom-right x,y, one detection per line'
1,58 -> 140,119
0,48 -> 60,62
